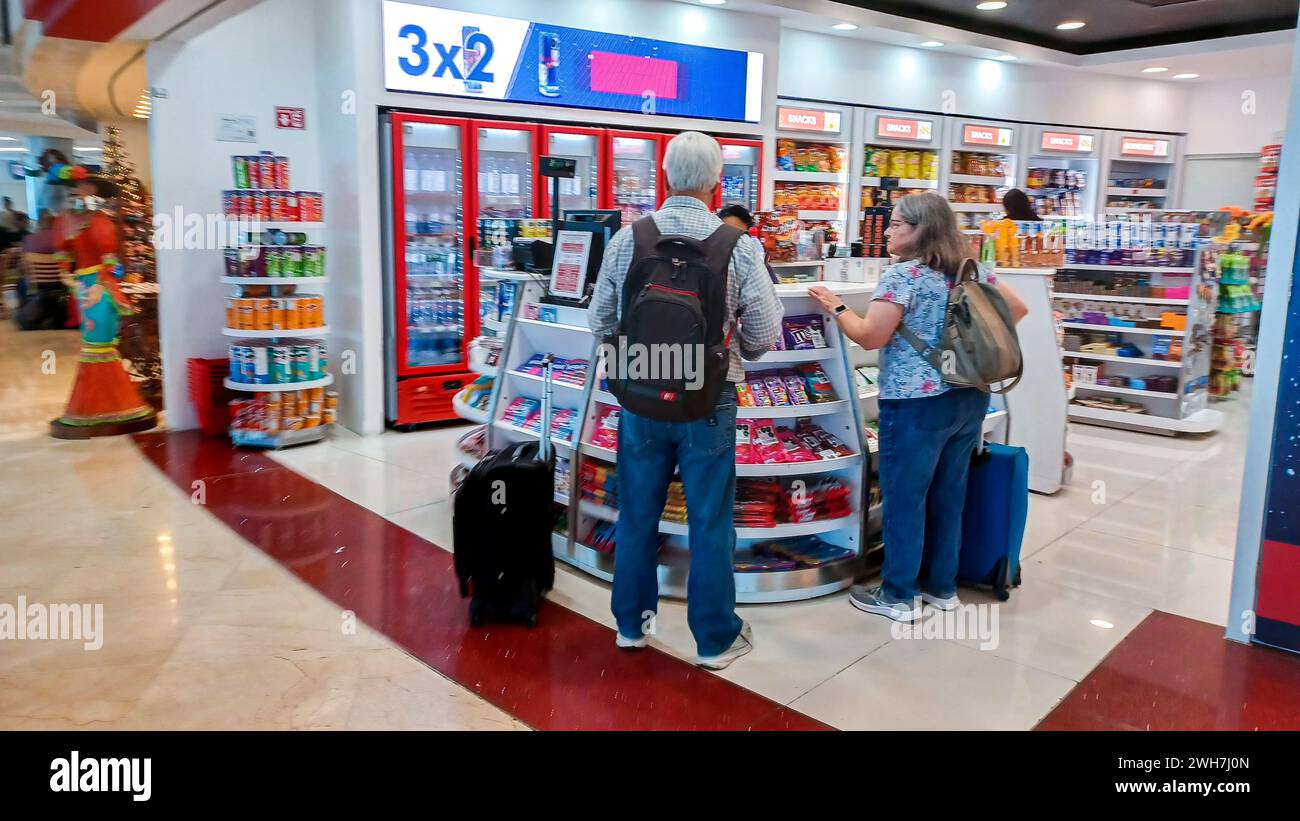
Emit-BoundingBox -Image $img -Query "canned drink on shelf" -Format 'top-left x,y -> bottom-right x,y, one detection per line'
264,247 -> 282,278
227,346 -> 242,381
275,156 -> 291,190
259,154 -> 277,190
283,246 -> 303,277
225,297 -> 238,329
263,393 -> 281,433
270,344 -> 292,382
268,191 -> 284,221
309,387 -> 324,409
283,297 -> 299,329
233,157 -> 250,189
322,407 -> 336,426
280,193 -> 298,223
234,192 -> 251,218
250,345 -> 270,384
222,191 -> 236,217
317,340 -> 328,374
253,298 -> 272,330
304,411 -> 321,428
306,342 -> 322,379
237,298 -> 255,330
251,155 -> 267,189
325,390 -> 338,410
292,347 -> 311,382
308,246 -> 326,277
249,191 -> 266,220
297,389 -> 311,417
269,299 -> 286,331
283,415 -> 304,432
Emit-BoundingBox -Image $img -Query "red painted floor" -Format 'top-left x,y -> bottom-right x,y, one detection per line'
133,431 -> 831,731
1036,610 -> 1300,731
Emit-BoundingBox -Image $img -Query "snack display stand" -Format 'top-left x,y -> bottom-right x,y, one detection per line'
854,108 -> 944,232
773,99 -> 855,248
946,119 -> 1021,230
1099,132 -> 1182,215
1056,249 -> 1224,435
1021,126 -> 1102,220
454,281 -> 875,603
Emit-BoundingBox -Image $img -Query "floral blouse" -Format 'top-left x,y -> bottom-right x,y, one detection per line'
872,260 -> 996,400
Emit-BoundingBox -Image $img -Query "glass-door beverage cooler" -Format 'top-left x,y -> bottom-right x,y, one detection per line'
716,138 -> 763,213
383,113 -> 477,426
606,131 -> 663,225
540,126 -> 604,217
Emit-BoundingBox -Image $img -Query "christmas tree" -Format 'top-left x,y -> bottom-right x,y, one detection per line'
105,126 -> 163,408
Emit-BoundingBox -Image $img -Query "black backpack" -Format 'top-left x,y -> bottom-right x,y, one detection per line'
604,217 -> 743,422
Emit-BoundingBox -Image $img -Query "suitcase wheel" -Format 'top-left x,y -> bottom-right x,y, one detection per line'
525,612 -> 539,628
992,558 -> 1012,602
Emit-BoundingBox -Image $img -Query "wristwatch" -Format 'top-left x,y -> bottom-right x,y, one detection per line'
833,303 -> 849,316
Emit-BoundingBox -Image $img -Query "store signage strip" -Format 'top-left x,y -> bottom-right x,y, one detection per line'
381,0 -> 763,123
778,106 -> 841,134
1041,131 -> 1093,153
964,124 -> 1013,148
1121,137 -> 1171,158
876,116 -> 933,142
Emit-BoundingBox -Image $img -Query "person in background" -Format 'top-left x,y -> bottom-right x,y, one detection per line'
717,203 -> 780,284
807,192 -> 1027,622
23,210 -> 56,254
1001,188 -> 1041,222
0,197 -> 18,244
591,132 -> 783,670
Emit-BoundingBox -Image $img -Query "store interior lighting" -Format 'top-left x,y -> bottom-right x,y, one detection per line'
994,54 -> 1017,61
1057,21 -> 1086,31
1173,73 -> 1200,79
1143,66 -> 1169,73
698,0 -> 725,5
832,23 -> 859,31
920,41 -> 945,48
976,1 -> 1008,10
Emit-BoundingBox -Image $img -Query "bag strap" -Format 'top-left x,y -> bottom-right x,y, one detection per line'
958,257 -> 981,283
631,216 -> 661,259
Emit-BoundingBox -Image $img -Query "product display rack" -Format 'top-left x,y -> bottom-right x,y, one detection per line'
222,151 -> 334,449
1056,251 -> 1224,435
455,282 -> 875,603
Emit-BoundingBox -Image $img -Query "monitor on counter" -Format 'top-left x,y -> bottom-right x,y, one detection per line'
549,210 -> 621,301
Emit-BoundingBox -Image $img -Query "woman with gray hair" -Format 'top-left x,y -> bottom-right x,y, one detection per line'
808,192 -> 1027,623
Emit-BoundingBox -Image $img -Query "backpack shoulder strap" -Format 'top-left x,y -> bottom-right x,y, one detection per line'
631,215 -> 661,259
959,257 -> 981,283
700,223 -> 744,274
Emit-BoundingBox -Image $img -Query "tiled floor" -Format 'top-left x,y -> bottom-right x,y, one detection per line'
0,317 -> 1264,730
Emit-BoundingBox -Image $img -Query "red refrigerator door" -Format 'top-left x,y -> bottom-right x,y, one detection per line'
539,125 -> 606,218
715,138 -> 764,213
605,130 -> 665,225
390,113 -> 474,380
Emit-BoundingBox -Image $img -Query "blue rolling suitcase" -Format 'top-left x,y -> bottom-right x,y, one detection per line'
959,442 -> 1028,601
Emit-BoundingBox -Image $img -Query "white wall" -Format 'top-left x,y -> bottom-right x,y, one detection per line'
1183,75 -> 1293,155
779,29 -> 1194,133
148,0 -> 323,430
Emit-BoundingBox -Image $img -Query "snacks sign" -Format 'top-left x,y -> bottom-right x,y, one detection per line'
777,107 -> 841,134
963,124 -> 1013,147
1041,131 -> 1094,153
876,116 -> 933,142
1121,137 -> 1171,158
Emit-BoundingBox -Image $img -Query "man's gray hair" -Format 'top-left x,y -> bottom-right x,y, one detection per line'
663,131 -> 723,194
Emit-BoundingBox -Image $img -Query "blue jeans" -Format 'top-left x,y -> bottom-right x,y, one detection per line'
878,388 -> 988,601
612,394 -> 742,657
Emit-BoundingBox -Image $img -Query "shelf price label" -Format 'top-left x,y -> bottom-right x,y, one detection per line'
1042,131 -> 1093,153
963,124 -> 1013,148
876,116 -> 933,142
1120,137 -> 1171,158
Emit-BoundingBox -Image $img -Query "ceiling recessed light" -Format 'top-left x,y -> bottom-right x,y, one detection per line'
994,54 -> 1017,61
698,0 -> 725,5
921,40 -> 945,47
832,22 -> 859,31
1173,73 -> 1199,80
1056,20 -> 1086,30
976,2 -> 1008,10
1090,619 -> 1115,629
1142,66 -> 1168,73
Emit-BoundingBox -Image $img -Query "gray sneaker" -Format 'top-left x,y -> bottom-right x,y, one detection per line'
849,584 -> 922,622
696,621 -> 754,670
921,590 -> 962,611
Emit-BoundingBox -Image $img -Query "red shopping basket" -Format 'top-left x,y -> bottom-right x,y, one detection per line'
187,357 -> 235,437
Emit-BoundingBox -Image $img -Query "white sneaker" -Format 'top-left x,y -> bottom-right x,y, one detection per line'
616,632 -> 648,649
696,621 -> 754,670
849,585 -> 922,622
921,591 -> 962,611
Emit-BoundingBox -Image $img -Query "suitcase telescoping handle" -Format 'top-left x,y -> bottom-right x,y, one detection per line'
539,353 -> 555,462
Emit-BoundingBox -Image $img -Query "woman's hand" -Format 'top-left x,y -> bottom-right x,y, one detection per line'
807,285 -> 845,315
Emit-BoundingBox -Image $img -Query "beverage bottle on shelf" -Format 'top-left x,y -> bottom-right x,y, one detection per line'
485,157 -> 501,194
419,152 -> 437,193
404,152 -> 420,191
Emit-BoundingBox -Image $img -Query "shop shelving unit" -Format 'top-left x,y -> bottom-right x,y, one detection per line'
455,282 -> 876,603
1100,132 -> 1181,214
1056,253 -> 1224,435
945,119 -> 1021,231
773,99 -> 855,251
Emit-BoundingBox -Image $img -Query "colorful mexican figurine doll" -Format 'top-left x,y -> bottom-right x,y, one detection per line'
49,173 -> 157,438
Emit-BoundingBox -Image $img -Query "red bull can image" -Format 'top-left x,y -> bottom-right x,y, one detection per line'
538,31 -> 560,97
463,26 -> 484,94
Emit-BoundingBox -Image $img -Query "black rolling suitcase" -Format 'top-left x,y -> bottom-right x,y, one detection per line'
453,355 -> 557,627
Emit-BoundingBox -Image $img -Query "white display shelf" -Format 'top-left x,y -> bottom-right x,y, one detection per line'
224,373 -> 333,392
773,170 -> 847,183
1063,351 -> 1182,369
509,370 -> 586,393
861,176 -> 938,189
774,281 -> 873,298
482,317 -> 507,333
859,387 -> 879,400
1103,207 -> 1164,215
757,348 -> 841,363
591,389 -> 618,406
492,419 -> 575,451
737,516 -> 856,540
555,492 -> 570,506
577,500 -> 688,535
949,173 -> 1008,186
479,268 -> 544,281
736,454 -> 861,477
1073,382 -> 1178,400
515,317 -> 590,334
1061,322 -> 1182,336
1106,187 -> 1168,197
797,210 -> 844,221
983,410 -> 1008,433
452,390 -> 490,424
580,441 -> 618,461
1052,292 -> 1189,306
949,202 -> 1002,212
737,400 -> 848,419
769,260 -> 825,268
1059,264 -> 1195,274
1068,404 -> 1224,435
222,325 -> 329,338
220,277 -> 328,286
230,424 -> 330,449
